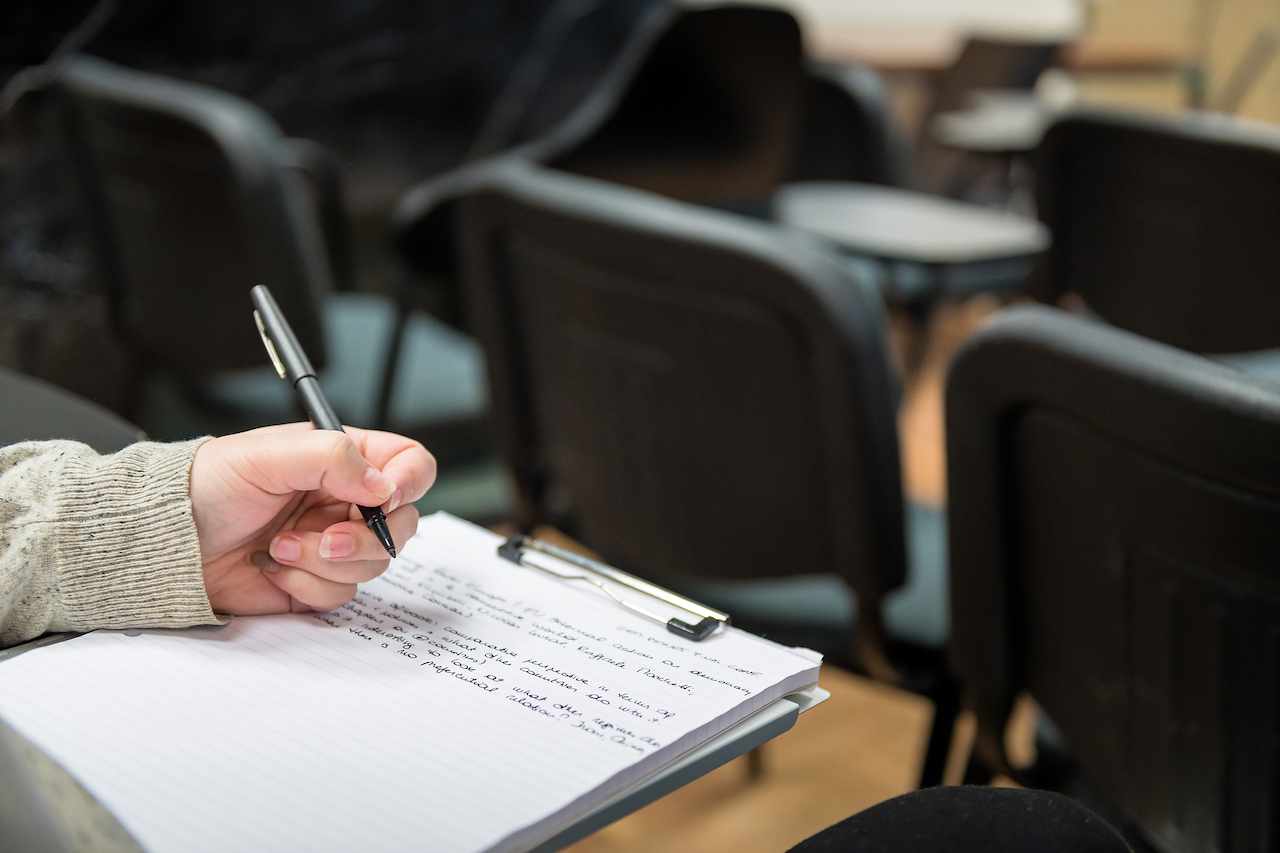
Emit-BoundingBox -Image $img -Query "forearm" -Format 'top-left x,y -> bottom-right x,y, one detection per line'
0,439 -> 224,648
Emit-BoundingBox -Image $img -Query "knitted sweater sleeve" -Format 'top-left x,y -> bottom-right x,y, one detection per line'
0,439 -> 226,648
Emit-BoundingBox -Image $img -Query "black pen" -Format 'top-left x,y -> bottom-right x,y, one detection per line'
250,285 -> 398,558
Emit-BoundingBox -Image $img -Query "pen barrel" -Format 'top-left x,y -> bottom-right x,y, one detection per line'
294,376 -> 343,432
250,285 -> 316,381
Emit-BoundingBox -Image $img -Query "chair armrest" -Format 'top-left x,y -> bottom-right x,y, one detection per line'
391,154 -> 528,280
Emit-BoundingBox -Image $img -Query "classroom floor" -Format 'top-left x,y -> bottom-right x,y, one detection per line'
566,667 -> 933,853
565,296 -> 1019,853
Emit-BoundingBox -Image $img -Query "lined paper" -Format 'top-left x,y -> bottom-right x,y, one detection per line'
0,513 -> 819,853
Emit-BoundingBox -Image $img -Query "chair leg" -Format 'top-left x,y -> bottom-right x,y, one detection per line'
918,675 -> 961,788
374,274 -> 414,431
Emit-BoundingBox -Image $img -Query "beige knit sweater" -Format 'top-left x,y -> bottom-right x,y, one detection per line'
0,439 -> 225,648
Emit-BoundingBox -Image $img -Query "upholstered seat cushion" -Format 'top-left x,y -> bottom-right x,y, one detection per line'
199,292 -> 487,429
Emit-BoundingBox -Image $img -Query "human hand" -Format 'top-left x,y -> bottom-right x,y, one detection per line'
189,423 -> 436,615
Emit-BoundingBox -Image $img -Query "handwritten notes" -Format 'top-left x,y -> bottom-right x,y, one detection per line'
0,513 -> 819,853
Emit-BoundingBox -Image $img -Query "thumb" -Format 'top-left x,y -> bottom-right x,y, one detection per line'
234,428 -> 397,507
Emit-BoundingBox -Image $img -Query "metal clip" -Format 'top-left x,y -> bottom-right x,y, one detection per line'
498,535 -> 729,641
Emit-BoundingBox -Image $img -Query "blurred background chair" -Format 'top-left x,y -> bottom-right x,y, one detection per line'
0,364 -> 142,452
1032,107 -> 1280,360
946,305 -> 1280,852
48,55 -> 487,452
394,4 -> 1049,330
913,37 -> 1064,199
453,161 -> 955,786
544,4 -> 814,215
1023,106 -> 1280,706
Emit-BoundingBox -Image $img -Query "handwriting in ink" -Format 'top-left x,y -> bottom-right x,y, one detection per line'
576,647 -> 627,668
522,660 -> 589,684
636,667 -> 695,692
443,628 -> 520,659
688,670 -> 751,694
520,667 -> 580,693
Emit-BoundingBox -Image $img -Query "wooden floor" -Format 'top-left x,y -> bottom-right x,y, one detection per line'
565,668 -> 932,853
565,296 -> 1017,853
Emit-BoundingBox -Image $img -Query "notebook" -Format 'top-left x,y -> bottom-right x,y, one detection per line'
0,512 -> 821,853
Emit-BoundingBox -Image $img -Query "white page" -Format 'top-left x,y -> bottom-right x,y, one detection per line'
0,513 -> 819,853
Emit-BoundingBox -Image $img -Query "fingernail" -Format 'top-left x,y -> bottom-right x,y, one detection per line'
270,535 -> 301,563
364,467 -> 395,500
250,550 -> 278,573
388,488 -> 403,513
319,533 -> 355,559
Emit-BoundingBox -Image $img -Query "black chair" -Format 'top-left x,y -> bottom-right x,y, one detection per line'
544,5 -> 844,212
0,365 -> 143,452
914,37 -> 1062,197
1032,108 -> 1280,356
788,59 -> 909,189
47,55 -> 486,444
394,5 -> 1033,322
946,305 -> 1280,852
452,161 -> 954,785
541,6 -> 1047,309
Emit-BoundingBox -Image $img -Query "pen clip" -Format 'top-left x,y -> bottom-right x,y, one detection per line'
254,310 -> 288,380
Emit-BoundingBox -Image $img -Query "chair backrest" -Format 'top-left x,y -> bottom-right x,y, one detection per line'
456,162 -> 905,607
391,1 -> 678,283
51,55 -> 329,376
0,366 -> 144,452
787,60 -> 906,188
546,5 -> 805,210
928,38 -> 1060,119
393,4 -> 896,284
1033,109 -> 1280,353
947,305 -> 1280,852
463,0 -> 674,162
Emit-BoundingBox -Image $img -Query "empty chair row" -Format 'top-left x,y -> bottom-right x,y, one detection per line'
447,162 -> 1280,853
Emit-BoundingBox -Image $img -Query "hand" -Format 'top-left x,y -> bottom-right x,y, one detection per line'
189,423 -> 436,615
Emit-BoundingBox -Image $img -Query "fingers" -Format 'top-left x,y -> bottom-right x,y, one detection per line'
261,565 -> 357,613
260,504 -> 419,611
344,427 -> 437,512
262,504 -> 419,587
209,427 -> 391,509
229,423 -> 436,513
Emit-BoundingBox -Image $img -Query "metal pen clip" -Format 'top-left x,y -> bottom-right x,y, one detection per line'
253,310 -> 287,379
497,535 -> 729,641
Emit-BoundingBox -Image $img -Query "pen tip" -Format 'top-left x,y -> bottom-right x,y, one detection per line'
389,547 -> 397,558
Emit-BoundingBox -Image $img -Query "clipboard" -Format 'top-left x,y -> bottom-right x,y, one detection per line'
497,535 -> 730,641
521,685 -> 828,853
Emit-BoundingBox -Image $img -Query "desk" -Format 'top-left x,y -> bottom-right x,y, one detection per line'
933,91 -> 1055,154
774,182 -> 1049,307
776,182 -> 1047,265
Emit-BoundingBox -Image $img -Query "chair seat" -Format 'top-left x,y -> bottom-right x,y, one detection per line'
675,501 -> 948,651
0,368 -> 145,452
774,181 -> 1049,265
199,292 -> 488,429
